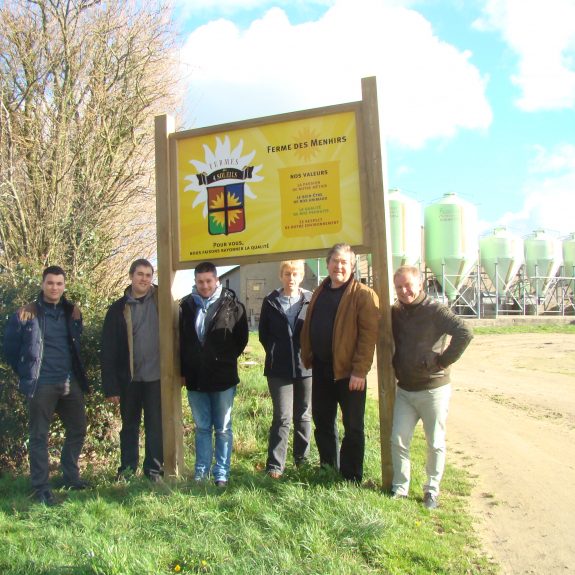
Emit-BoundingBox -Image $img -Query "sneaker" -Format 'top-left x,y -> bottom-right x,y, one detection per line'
267,470 -> 282,480
34,489 -> 56,506
214,480 -> 227,488
391,491 -> 407,500
63,479 -> 91,490
423,492 -> 439,510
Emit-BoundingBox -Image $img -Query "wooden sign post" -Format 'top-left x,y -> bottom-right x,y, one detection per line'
360,77 -> 395,488
154,76 -> 395,486
155,114 -> 184,477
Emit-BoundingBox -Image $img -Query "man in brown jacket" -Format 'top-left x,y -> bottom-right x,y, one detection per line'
301,243 -> 380,482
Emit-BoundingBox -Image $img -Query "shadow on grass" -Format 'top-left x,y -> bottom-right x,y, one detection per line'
0,460 -> 384,514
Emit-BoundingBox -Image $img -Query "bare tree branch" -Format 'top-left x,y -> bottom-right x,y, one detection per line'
0,0 -> 182,294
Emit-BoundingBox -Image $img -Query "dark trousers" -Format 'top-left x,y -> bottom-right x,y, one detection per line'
119,380 -> 163,476
312,362 -> 366,482
28,380 -> 87,491
266,376 -> 312,473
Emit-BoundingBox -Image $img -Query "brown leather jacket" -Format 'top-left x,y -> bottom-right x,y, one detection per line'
300,278 -> 380,379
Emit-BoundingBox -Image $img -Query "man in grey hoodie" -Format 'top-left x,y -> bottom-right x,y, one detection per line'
101,259 -> 163,480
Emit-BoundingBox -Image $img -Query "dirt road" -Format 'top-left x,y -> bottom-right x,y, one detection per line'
448,333 -> 575,574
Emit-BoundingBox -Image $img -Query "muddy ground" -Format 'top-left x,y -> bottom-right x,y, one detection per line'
449,332 -> 575,574
368,331 -> 575,574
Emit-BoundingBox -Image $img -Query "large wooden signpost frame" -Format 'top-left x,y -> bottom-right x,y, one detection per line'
155,76 -> 395,487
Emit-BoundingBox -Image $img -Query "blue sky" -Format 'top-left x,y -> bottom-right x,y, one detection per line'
172,0 -> 575,240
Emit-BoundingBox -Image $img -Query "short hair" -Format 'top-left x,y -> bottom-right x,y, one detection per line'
326,243 -> 356,270
129,258 -> 154,276
42,265 -> 66,280
393,265 -> 421,281
279,260 -> 305,277
195,261 -> 217,277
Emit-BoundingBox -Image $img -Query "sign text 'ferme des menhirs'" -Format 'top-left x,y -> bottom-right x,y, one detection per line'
175,108 -> 364,265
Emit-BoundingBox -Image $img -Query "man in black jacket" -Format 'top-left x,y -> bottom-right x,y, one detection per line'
101,259 -> 163,481
391,265 -> 473,509
3,265 -> 89,505
180,261 -> 248,487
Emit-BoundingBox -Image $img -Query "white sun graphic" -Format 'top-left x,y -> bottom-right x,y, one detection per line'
184,136 -> 264,219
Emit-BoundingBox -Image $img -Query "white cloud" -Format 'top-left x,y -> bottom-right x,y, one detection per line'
396,164 -> 411,175
529,144 -> 575,173
179,0 -> 492,148
474,0 -> 575,111
495,144 -> 575,236
175,0 -> 332,10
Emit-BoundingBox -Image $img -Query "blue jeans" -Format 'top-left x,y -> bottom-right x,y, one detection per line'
187,386 -> 236,482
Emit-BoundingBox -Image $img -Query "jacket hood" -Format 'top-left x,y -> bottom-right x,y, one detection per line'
266,288 -> 311,309
124,284 -> 157,303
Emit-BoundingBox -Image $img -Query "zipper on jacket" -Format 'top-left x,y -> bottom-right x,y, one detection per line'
30,309 -> 45,399
270,293 -> 299,378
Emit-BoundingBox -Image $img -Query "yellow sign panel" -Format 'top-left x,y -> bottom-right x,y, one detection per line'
176,110 -> 363,263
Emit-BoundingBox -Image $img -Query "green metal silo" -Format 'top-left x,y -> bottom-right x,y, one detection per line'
424,193 -> 478,302
563,233 -> 575,278
389,189 -> 422,272
306,258 -> 328,283
524,230 -> 562,295
480,227 -> 524,295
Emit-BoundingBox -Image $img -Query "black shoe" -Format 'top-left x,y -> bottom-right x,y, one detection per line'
63,479 -> 91,490
145,470 -> 162,483
115,468 -> 136,482
34,489 -> 56,506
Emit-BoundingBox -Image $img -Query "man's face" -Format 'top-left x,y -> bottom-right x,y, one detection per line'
327,251 -> 353,288
280,267 -> 303,293
130,265 -> 154,298
42,273 -> 66,304
195,271 -> 219,299
394,271 -> 422,305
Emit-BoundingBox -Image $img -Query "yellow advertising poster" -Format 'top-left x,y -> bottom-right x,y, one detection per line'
176,110 -> 363,263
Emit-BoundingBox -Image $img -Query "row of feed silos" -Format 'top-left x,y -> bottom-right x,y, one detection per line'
389,189 -> 575,301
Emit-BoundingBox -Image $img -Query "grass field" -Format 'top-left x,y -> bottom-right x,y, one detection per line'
0,335 -> 497,575
473,322 -> 575,335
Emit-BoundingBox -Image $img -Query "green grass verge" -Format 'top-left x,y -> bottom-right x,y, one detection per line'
473,323 -> 575,335
0,334 -> 497,575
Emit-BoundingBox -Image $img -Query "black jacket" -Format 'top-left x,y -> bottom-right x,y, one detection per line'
179,288 -> 248,392
100,286 -> 159,397
258,289 -> 312,379
392,293 -> 473,392
3,293 -> 88,398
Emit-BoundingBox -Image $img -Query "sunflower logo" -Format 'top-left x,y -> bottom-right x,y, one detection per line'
184,136 -> 263,236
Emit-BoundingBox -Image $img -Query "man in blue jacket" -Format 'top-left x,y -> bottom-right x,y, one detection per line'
3,266 -> 89,506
